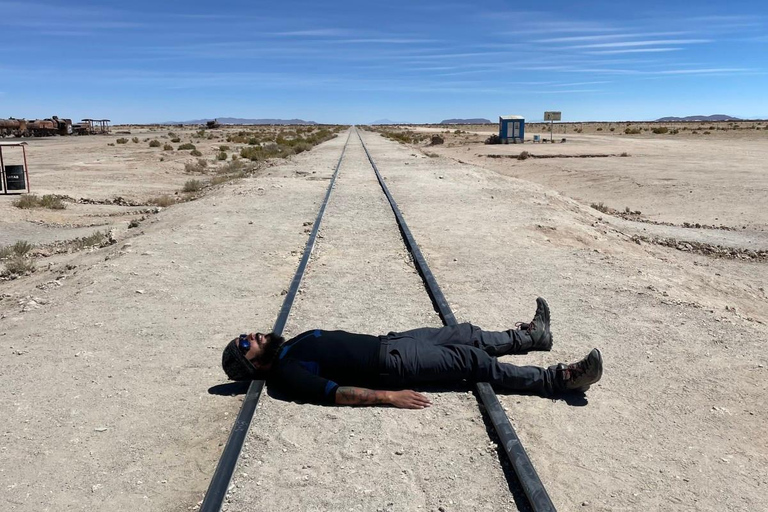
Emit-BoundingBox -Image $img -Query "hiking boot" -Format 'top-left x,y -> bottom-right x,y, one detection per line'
557,348 -> 603,392
515,297 -> 553,351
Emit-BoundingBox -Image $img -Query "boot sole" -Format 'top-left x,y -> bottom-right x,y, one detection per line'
536,297 -> 553,351
576,348 -> 603,392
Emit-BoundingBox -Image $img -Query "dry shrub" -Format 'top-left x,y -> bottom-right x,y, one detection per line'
178,143 -> 196,150
1,255 -> 35,277
74,231 -> 108,250
149,195 -> 175,207
39,195 -> 66,209
163,143 -> 174,151
132,137 -> 139,143
591,202 -> 610,213
182,179 -> 204,193
116,138 -> 129,144
517,151 -> 530,160
216,152 -> 228,160
652,127 -> 669,134
13,194 -> 39,209
171,137 -> 181,143
190,149 -> 202,157
149,140 -> 161,147
0,240 -> 33,260
13,194 -> 66,210
184,158 -> 208,174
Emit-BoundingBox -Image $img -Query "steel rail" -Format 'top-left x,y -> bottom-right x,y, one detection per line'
356,128 -> 557,512
199,132 -> 351,512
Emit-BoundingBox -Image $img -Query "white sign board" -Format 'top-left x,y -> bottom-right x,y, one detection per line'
544,111 -> 562,121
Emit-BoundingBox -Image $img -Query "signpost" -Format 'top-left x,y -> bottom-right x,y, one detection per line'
544,111 -> 561,143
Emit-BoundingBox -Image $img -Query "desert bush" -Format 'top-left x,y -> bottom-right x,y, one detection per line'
178,143 -> 196,150
620,152 -> 630,157
184,159 -> 208,173
219,145 -> 231,152
670,129 -> 679,135
39,195 -> 66,209
13,194 -> 65,210
132,137 -> 139,143
624,128 -> 641,135
430,135 -> 445,145
651,127 -> 669,134
596,127 -> 603,131
149,140 -> 161,147
0,240 -> 33,260
218,159 -> 246,174
216,151 -> 228,160
190,149 -> 203,157
116,138 -> 128,144
703,131 -> 711,135
74,231 -> 108,250
1,255 -> 35,277
107,143 -> 115,146
182,179 -> 204,193
292,142 -> 313,154
425,152 -> 439,158
13,194 -> 39,209
609,127 -> 615,132
591,202 -> 609,213
485,134 -> 501,144
168,132 -> 178,138
149,195 -> 175,207
171,137 -> 181,143
163,143 -> 174,151
517,151 -> 531,160
128,219 -> 140,228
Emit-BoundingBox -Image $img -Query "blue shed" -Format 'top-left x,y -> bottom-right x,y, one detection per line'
499,115 -> 525,143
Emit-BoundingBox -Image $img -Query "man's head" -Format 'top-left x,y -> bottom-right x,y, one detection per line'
221,332 -> 284,381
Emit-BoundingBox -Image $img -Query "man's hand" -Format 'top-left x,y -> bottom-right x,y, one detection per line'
388,390 -> 432,409
335,387 -> 431,409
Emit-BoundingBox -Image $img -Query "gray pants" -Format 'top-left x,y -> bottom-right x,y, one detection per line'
380,323 -> 558,396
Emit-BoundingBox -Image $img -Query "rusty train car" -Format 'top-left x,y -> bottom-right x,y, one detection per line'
0,116 -> 91,137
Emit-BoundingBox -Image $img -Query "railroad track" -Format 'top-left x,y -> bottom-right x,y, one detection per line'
200,128 -> 556,512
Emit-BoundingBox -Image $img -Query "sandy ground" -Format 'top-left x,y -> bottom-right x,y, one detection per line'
1,127 -> 767,511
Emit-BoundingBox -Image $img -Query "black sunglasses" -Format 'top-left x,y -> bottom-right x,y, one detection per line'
238,334 -> 251,354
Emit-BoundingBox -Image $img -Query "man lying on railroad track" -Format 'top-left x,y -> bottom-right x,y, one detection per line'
221,298 -> 602,409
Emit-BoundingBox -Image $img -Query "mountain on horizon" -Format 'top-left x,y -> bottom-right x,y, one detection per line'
655,114 -> 741,122
440,118 -> 491,124
164,117 -> 317,125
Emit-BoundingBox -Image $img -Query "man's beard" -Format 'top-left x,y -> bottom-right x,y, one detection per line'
256,333 -> 285,367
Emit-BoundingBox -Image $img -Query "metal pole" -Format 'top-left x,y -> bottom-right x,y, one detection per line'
550,120 -> 553,143
0,146 -> 6,194
22,145 -> 30,193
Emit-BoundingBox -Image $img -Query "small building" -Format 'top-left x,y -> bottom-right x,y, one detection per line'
499,115 -> 525,143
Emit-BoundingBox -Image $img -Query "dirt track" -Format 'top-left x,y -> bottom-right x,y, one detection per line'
1,129 -> 767,511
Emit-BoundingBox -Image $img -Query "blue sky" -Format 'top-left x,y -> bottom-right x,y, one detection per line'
1,0 -> 766,123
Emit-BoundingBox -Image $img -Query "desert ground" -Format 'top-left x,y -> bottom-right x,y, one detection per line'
1,124 -> 766,511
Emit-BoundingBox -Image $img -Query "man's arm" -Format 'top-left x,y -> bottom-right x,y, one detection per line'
335,386 -> 432,409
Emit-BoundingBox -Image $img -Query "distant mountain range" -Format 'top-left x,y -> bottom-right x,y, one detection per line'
440,118 -> 491,124
655,115 -> 741,122
165,117 -> 317,125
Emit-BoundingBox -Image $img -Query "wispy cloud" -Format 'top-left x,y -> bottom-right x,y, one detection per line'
273,29 -> 350,37
571,39 -> 710,49
535,32 -> 690,43
585,48 -> 683,55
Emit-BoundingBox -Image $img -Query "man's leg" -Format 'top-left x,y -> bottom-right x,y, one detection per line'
386,322 -> 538,355
382,338 -> 559,396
